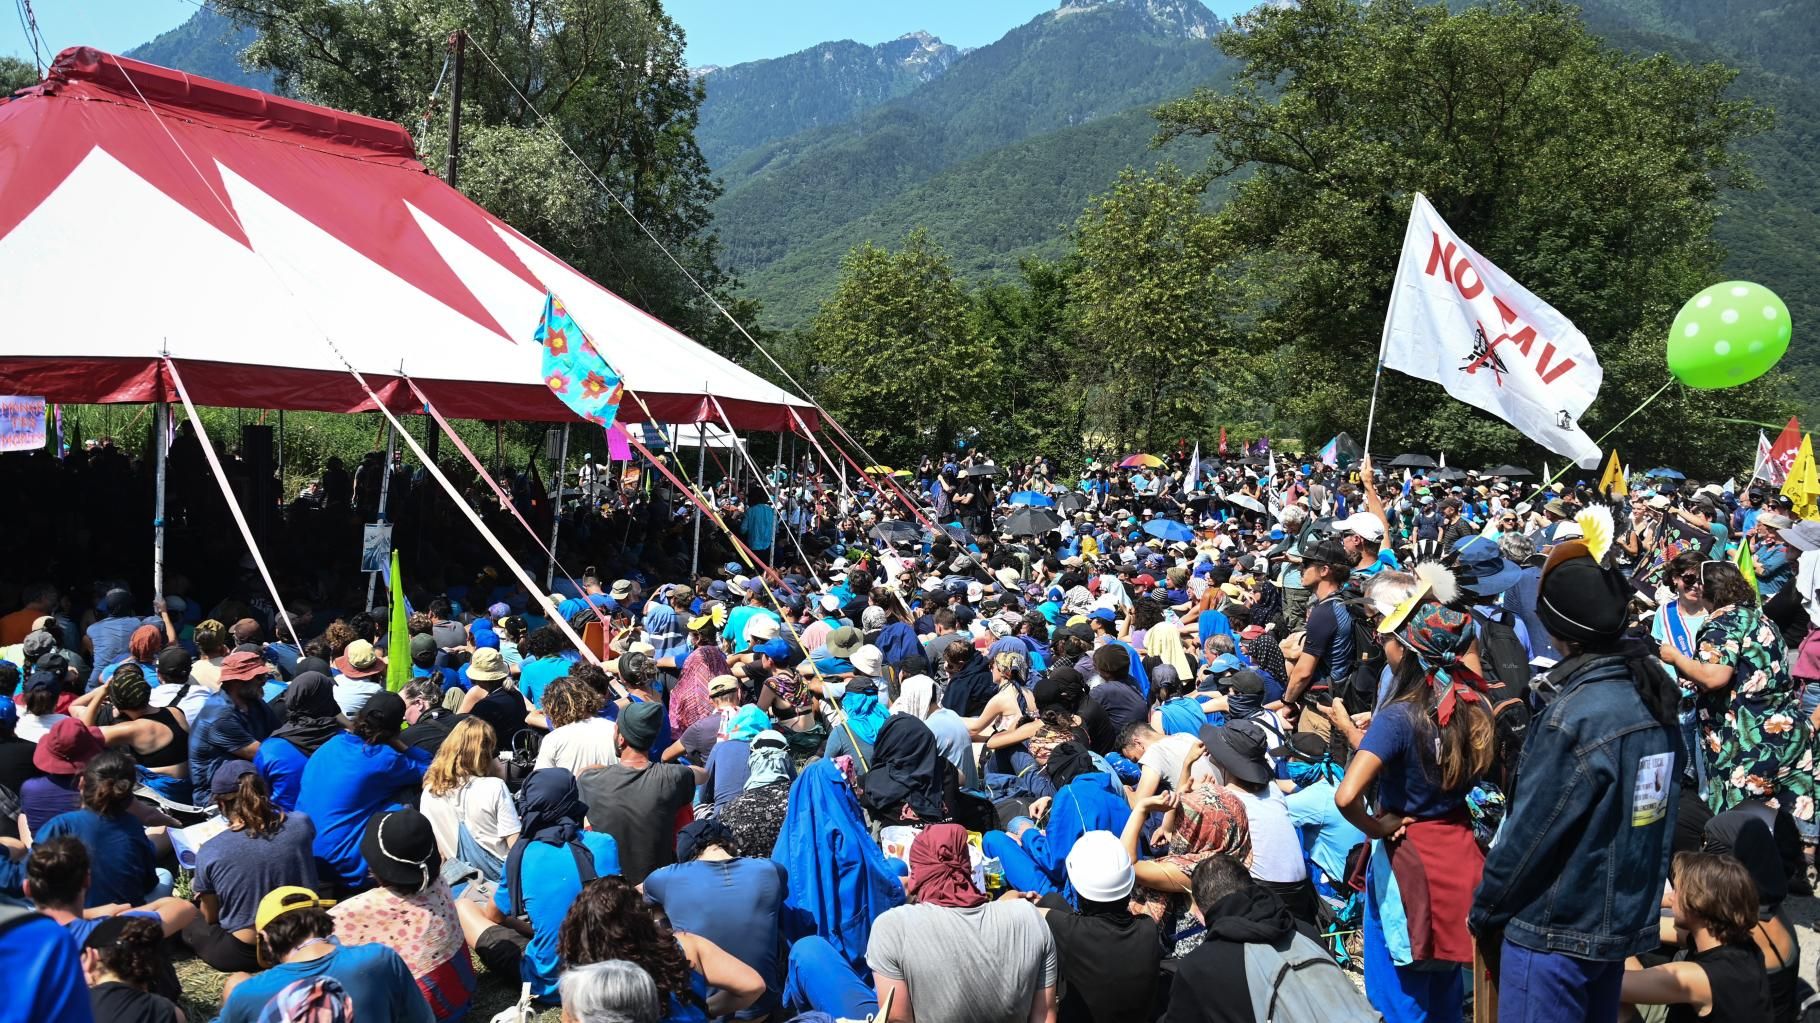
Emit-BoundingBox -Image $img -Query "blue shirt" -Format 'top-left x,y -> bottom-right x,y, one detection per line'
494,832 -> 621,1001
741,504 -> 777,551
83,615 -> 157,686
519,655 -> 574,710
555,594 -> 616,624
723,606 -> 781,654
254,736 -> 312,812
187,690 -> 277,801
1284,778 -> 1367,882
296,733 -> 432,890
36,810 -> 156,906
0,914 -> 92,1023
643,858 -> 787,1019
220,940 -> 434,1023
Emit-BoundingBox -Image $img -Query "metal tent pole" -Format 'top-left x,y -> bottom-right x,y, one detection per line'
547,423 -> 570,589
153,401 -> 168,603
691,420 -> 707,577
366,424 -> 396,612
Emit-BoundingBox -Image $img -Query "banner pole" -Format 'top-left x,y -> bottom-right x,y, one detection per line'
1519,377 -> 1677,505
548,422 -> 570,589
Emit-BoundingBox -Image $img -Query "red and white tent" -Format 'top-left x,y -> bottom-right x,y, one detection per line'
0,47 -> 814,430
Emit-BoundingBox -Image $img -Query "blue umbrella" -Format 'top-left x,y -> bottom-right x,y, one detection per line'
1142,519 -> 1195,543
1008,490 -> 1055,508
1646,467 -> 1686,479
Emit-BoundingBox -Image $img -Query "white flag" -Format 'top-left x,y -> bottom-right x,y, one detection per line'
1380,194 -> 1604,468
1752,431 -> 1772,482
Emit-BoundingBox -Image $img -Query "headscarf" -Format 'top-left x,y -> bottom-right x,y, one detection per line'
1160,781 -> 1252,875
906,823 -> 986,909
840,690 -> 890,746
1144,622 -> 1194,682
268,671 -> 343,756
1248,580 -> 1284,628
745,731 -> 791,790
128,624 -> 165,663
1392,601 -> 1488,726
774,758 -> 906,970
1043,741 -> 1097,789
505,768 -> 593,917
1062,586 -> 1095,616
876,620 -> 922,668
859,714 -> 948,822
1703,810 -> 1786,912
726,704 -> 770,742
890,674 -> 936,719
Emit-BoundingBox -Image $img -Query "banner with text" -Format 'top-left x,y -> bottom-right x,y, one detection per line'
1379,194 -> 1604,467
0,396 -> 46,453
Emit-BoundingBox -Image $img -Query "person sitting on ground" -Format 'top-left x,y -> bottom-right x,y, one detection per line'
1088,643 -> 1148,735
331,639 -> 388,717
1201,720 -> 1313,925
420,718 -> 519,891
81,914 -> 184,1023
1697,811 -> 1800,1022
186,762 -> 318,973
457,768 -> 621,1005
21,716 -> 105,839
400,678 -> 463,756
253,670 -> 345,812
24,835 -> 196,945
1118,721 -> 1213,800
717,729 -> 793,859
533,675 -> 617,776
17,667 -> 70,743
641,819 -> 787,1021
216,886 -> 433,1023
296,691 -> 433,894
699,705 -> 772,809
331,809 -> 476,1022
1620,852 -> 1772,1023
1029,829 -> 1162,1023
558,960 -> 664,1023
663,673 -> 741,765
457,649 -> 531,751
147,645 -> 207,724
66,664 -> 191,804
36,751 -> 167,907
576,702 -> 702,886
1161,853 -> 1376,1023
982,742 -> 1128,899
560,874 -> 765,1022
186,650 -> 278,805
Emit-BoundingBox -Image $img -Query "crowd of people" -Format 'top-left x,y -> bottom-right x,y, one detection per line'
0,437 -> 1816,1023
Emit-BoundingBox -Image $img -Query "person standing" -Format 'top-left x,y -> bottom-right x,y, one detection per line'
1471,524 -> 1682,1023
1280,539 -> 1353,733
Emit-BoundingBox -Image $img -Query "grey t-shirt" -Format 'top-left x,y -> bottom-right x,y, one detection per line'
866,901 -> 1058,1023
192,813 -> 320,931
576,762 -> 696,884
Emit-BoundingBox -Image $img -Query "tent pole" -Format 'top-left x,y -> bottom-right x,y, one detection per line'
277,409 -> 285,499
153,401 -> 168,604
691,420 -> 706,577
366,423 -> 396,613
547,423 -> 569,589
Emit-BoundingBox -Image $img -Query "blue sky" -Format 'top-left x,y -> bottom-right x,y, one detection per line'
4,0 -> 1257,70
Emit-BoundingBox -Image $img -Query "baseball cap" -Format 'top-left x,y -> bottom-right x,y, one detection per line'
1300,538 -> 1352,568
755,638 -> 794,662
359,691 -> 408,733
1334,512 -> 1384,542
256,886 -> 338,932
1064,830 -> 1136,904
210,759 -> 258,796
410,633 -> 437,659
156,645 -> 194,678
707,674 -> 740,697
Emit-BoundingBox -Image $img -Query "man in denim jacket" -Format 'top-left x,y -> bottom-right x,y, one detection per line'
1470,532 -> 1682,1023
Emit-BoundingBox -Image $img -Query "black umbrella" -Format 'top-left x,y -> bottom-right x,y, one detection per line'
1479,464 -> 1533,477
1002,507 -> 1063,536
961,464 -> 1004,478
1056,491 -> 1088,514
1430,467 -> 1467,481
868,520 -> 921,545
1388,453 -> 1438,468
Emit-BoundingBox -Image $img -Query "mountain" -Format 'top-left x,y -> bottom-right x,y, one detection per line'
710,0 -> 1234,321
124,6 -> 271,91
693,32 -> 961,169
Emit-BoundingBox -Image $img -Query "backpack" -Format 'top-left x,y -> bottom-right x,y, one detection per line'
1468,608 -> 1533,792
1331,610 -> 1385,718
1243,931 -> 1378,1023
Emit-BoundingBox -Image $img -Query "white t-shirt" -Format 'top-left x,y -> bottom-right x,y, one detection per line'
150,681 -> 209,723
16,711 -> 66,743
420,775 -> 521,864
333,675 -> 384,717
534,717 -> 618,776
1140,732 -> 1213,791
1232,785 -> 1308,884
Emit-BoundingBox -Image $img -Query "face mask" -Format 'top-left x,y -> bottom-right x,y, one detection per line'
1283,759 -> 1333,786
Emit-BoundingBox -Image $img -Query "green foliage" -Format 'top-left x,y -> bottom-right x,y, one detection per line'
970,259 -> 1084,462
1151,0 -> 1791,471
0,56 -> 37,94
807,231 -> 988,463
125,7 -> 272,90
214,0 -> 745,351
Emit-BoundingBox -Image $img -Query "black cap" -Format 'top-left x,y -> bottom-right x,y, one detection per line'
1301,538 -> 1351,568
1224,670 -> 1266,696
358,691 -> 407,734
362,809 -> 440,892
156,645 -> 193,678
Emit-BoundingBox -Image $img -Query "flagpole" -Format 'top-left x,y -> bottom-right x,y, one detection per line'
1518,377 -> 1678,505
1366,197 -> 1421,460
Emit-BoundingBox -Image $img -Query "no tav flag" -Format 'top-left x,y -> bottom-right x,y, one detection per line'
1379,194 -> 1604,468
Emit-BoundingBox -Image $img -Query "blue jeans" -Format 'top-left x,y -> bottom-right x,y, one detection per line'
1496,939 -> 1623,1023
1361,885 -> 1462,1022
783,936 -> 876,1020
980,830 -> 1059,897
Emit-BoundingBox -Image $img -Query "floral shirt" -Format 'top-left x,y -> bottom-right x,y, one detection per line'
1694,605 -> 1818,822
329,880 -> 470,1000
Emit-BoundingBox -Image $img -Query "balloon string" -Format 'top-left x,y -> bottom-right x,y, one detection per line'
1518,377 -> 1677,505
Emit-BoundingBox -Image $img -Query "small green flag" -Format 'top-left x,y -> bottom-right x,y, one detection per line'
1735,536 -> 1759,596
387,548 -> 412,692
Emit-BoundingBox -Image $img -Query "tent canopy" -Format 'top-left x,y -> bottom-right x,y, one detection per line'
0,48 -> 814,431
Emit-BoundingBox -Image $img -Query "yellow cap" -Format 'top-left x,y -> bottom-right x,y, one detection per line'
255,886 -> 337,931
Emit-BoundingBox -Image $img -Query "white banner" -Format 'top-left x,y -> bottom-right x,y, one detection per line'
1380,194 -> 1604,467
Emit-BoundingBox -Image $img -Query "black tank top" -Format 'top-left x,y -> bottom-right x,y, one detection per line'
1667,941 -> 1772,1023
135,705 -> 190,769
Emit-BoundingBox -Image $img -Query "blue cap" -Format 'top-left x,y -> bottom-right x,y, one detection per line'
0,700 -> 15,725
1206,653 -> 1247,676
1269,528 -> 1286,540
1088,607 -> 1117,623
755,639 -> 793,662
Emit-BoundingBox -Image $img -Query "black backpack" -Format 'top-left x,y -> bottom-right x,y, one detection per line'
1468,608 -> 1533,792
1332,610 -> 1385,718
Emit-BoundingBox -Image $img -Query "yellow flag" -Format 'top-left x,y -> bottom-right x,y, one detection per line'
1597,448 -> 1626,498
1783,435 -> 1820,520
1735,536 -> 1758,595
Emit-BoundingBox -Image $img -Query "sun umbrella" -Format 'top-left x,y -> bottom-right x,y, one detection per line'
1007,490 -> 1055,508
1002,507 -> 1064,536
1388,453 -> 1438,468
1480,464 -> 1533,477
1056,492 -> 1088,514
868,520 -> 921,545
934,522 -> 972,544
1431,467 -> 1467,481
862,465 -> 895,475
1646,467 -> 1687,479
1225,494 -> 1267,515
1142,519 -> 1196,543
961,464 -> 1004,478
1119,453 -> 1165,469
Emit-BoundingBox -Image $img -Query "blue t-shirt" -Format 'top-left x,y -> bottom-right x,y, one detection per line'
1358,701 -> 1469,819
1283,779 -> 1367,881
254,736 -> 311,812
192,813 -> 319,932
723,606 -> 782,654
0,914 -> 92,1023
741,505 -> 778,551
220,940 -> 434,1023
643,858 -> 787,1019
555,594 -> 617,624
519,655 -> 574,710
36,810 -> 157,907
187,690 -> 277,803
296,733 -> 432,890
494,832 -> 621,1001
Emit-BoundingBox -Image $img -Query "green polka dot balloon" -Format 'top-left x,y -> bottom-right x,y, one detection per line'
1667,280 -> 1791,389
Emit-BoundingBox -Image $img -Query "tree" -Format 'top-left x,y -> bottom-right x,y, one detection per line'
1,56 -> 39,94
1154,0 -> 1791,472
970,258 -> 1084,464
1070,164 -> 1230,452
215,0 -> 746,351
808,230 -> 987,464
